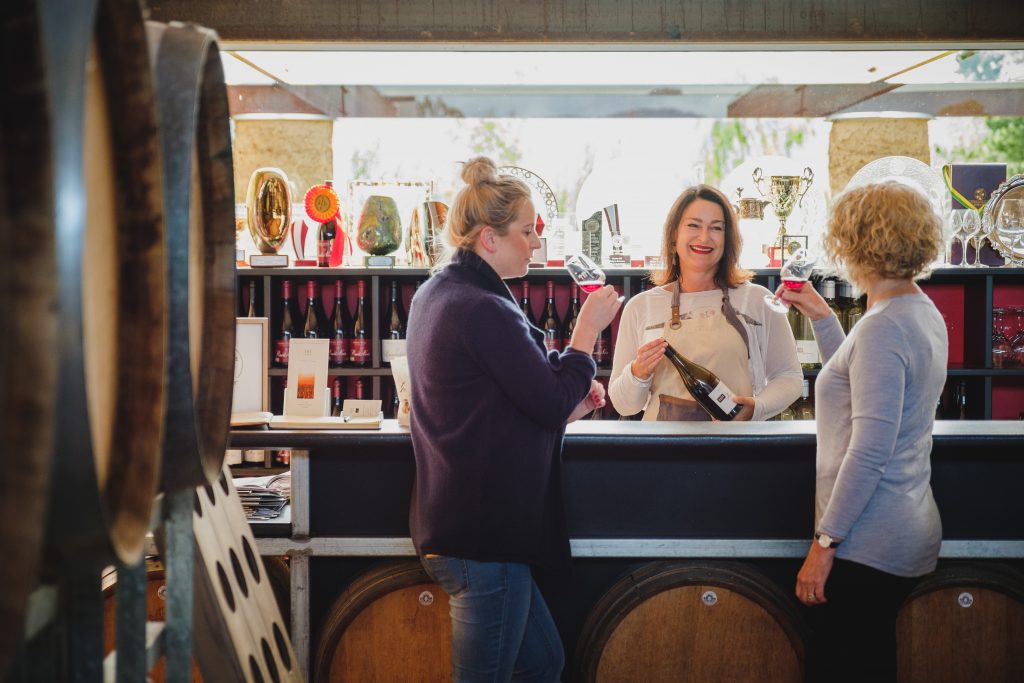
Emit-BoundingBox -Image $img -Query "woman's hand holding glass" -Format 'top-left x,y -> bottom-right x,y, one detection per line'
568,380 -> 607,423
774,275 -> 832,322
565,253 -> 624,355
765,249 -> 817,313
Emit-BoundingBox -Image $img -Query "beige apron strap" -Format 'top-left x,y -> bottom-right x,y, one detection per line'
720,287 -> 751,359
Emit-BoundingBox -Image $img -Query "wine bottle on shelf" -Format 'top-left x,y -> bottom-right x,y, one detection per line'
245,281 -> 257,317
317,181 -> 337,268
519,281 -> 537,326
350,280 -> 371,367
592,317 -> 612,368
793,379 -> 814,420
957,380 -> 968,419
352,376 -> 365,400
842,282 -> 864,332
391,386 -> 401,418
663,342 -> 742,421
822,279 -> 843,325
329,280 -> 351,367
330,377 -> 344,417
561,283 -> 581,350
302,280 -> 326,338
381,280 -> 407,365
274,280 -> 300,366
788,306 -> 820,370
538,280 -> 562,352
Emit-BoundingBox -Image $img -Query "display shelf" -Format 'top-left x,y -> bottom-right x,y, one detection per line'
237,263 -> 1023,419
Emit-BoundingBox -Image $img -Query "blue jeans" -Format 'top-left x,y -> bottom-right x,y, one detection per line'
421,555 -> 564,683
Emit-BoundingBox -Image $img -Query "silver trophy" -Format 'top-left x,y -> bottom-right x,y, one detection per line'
604,204 -> 630,266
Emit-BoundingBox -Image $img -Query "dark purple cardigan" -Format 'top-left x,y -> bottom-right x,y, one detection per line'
407,250 -> 596,574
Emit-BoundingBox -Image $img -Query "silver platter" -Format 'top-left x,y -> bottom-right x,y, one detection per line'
499,166 -> 559,226
982,173 -> 1024,266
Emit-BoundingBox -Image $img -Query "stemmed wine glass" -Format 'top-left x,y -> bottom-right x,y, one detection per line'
765,248 -> 816,313
960,211 -> 983,267
565,253 -> 606,292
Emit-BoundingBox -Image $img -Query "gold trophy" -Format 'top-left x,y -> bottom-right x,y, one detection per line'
245,167 -> 292,267
752,166 -> 814,258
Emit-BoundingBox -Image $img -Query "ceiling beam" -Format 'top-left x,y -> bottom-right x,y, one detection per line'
146,0 -> 1024,45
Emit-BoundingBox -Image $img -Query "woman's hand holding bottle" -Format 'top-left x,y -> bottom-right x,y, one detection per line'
569,285 -> 622,356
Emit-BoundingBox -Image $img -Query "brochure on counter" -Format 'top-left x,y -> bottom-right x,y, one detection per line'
231,340 -> 383,430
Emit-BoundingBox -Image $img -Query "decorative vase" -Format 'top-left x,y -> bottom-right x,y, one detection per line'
357,195 -> 402,256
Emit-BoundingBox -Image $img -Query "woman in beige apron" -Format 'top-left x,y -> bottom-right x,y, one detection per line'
647,284 -> 753,420
608,184 -> 802,421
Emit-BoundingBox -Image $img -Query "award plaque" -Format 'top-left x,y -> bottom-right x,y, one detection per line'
604,204 -> 630,266
581,210 -> 603,265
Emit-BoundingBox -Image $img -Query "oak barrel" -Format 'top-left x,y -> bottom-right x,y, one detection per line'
102,559 -> 203,682
897,562 -> 1024,683
313,560 -> 452,682
40,0 -> 167,566
0,1 -> 58,676
102,555 -> 291,682
145,20 -> 236,491
574,561 -> 806,683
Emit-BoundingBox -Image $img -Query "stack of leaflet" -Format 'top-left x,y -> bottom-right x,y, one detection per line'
234,472 -> 291,520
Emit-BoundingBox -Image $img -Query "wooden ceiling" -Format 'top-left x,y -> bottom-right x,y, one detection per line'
147,0 -> 1024,45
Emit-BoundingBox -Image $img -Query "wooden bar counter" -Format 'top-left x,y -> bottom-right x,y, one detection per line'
232,420 -> 1024,681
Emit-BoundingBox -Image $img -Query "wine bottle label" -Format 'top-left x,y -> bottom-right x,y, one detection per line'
351,339 -> 371,363
318,239 -> 333,263
275,339 -> 290,365
795,340 -> 820,365
708,381 -> 738,413
329,338 -> 349,364
593,337 -> 609,363
382,339 -> 407,363
544,333 -> 561,352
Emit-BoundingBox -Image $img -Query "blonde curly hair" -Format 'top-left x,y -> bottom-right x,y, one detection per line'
825,181 -> 943,287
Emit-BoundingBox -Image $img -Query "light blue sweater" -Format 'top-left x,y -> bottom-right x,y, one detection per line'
812,293 -> 947,577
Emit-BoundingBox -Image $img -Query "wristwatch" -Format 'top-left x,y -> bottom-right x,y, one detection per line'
814,532 -> 841,549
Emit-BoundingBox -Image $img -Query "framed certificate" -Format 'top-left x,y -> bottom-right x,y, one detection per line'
232,318 -> 269,414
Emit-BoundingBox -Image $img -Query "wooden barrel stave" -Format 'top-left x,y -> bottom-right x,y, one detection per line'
575,561 -> 806,683
145,20 -> 236,491
314,560 -> 453,682
0,2 -> 58,676
41,0 -> 167,567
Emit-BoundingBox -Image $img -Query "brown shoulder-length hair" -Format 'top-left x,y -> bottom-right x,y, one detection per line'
651,184 -> 752,289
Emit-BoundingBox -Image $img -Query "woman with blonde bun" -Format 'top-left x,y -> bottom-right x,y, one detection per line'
407,156 -> 622,682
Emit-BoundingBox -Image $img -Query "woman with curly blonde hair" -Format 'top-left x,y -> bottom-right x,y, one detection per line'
779,181 -> 947,682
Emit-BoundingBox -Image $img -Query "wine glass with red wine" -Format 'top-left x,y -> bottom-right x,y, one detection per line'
765,248 -> 816,313
565,253 -> 606,293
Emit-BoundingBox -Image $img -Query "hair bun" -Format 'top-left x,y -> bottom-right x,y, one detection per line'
461,156 -> 499,186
